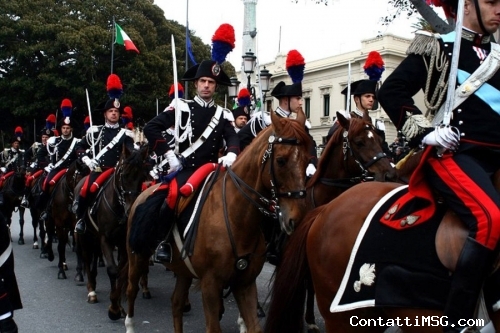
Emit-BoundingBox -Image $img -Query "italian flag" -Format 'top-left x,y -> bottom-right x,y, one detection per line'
115,23 -> 140,53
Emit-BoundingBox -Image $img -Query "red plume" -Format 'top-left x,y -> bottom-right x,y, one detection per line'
46,114 -> 56,123
211,24 -> 235,49
15,126 -> 23,136
107,74 -> 123,99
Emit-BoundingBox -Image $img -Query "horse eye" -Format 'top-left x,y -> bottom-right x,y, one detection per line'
353,139 -> 364,147
276,157 -> 287,167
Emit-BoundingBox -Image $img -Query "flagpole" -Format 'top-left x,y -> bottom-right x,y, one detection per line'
185,0 -> 189,98
111,17 -> 115,74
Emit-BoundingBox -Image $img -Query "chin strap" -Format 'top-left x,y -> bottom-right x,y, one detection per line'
473,0 -> 489,36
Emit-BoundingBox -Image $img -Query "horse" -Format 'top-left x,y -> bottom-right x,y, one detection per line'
75,144 -> 149,313
289,112 -> 397,333
43,159 -> 88,279
264,149 -> 500,333
125,108 -> 313,333
0,166 -> 26,244
25,171 -> 47,253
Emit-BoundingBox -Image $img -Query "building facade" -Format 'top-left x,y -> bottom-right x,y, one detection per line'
243,34 -> 426,153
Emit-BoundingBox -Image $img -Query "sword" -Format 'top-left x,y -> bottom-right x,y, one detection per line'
346,60 -> 352,113
436,0 -> 465,126
85,89 -> 101,172
171,34 -> 180,155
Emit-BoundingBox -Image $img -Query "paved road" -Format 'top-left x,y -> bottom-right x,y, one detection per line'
7,211 -> 326,333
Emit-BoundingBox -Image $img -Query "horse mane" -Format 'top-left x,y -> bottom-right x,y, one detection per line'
308,117 -> 369,187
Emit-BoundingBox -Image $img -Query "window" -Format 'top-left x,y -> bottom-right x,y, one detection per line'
323,94 -> 330,117
304,97 -> 311,119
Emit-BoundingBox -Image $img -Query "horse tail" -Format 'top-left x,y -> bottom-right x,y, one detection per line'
265,206 -> 324,333
129,189 -> 167,255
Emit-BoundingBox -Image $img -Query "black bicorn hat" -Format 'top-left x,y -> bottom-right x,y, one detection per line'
232,88 -> 251,120
182,60 -> 232,86
271,50 -> 305,99
341,80 -> 377,96
96,74 -> 124,113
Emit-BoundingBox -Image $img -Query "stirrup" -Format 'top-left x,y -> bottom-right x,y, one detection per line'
74,219 -> 86,234
39,211 -> 47,222
154,241 -> 172,263
20,196 -> 29,208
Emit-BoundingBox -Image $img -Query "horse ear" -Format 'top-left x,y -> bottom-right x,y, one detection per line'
122,143 -> 132,158
140,144 -> 149,160
336,111 -> 350,130
295,106 -> 306,126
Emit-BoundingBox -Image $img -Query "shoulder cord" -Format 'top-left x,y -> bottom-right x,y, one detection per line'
423,39 -> 450,116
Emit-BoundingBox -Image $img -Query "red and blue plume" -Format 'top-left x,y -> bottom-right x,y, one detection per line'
60,98 -> 72,118
211,24 -> 235,64
363,51 -> 385,81
106,74 -> 123,100
237,88 -> 251,107
84,116 -> 90,130
169,83 -> 184,99
286,50 -> 305,84
46,114 -> 56,129
15,126 -> 23,138
122,106 -> 133,123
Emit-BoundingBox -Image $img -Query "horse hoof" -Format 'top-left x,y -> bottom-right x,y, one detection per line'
32,244 -> 38,249
257,307 -> 266,318
40,252 -> 48,259
47,253 -> 54,262
183,303 -> 191,313
307,325 -> 321,333
142,291 -> 151,299
58,271 -> 67,280
63,263 -> 68,271
108,308 -> 121,321
98,260 -> 105,268
74,274 -> 84,284
17,239 -> 24,245
87,296 -> 98,304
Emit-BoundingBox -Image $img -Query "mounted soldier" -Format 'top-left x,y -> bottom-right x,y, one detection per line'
74,74 -> 135,234
0,128 -> 25,205
238,49 -> 318,177
378,0 -> 500,331
36,99 -> 80,223
231,88 -> 251,133
143,24 -> 240,262
20,114 -> 57,209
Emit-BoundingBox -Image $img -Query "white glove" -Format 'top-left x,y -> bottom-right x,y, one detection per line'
30,162 -> 37,169
0,167 -> 5,173
47,136 -> 57,145
262,113 -> 272,126
165,150 -> 181,174
306,163 -> 316,177
375,120 -> 386,131
421,126 -> 460,151
44,163 -> 54,173
149,167 -> 159,180
218,152 -> 237,168
82,156 -> 99,171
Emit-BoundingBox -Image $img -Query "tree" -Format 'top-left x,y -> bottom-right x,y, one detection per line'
0,0 -> 234,142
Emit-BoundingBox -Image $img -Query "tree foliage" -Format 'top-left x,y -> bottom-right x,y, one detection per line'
0,0 -> 234,142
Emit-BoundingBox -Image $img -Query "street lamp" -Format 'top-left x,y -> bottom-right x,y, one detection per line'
228,76 -> 241,99
241,50 -> 273,112
258,66 -> 272,111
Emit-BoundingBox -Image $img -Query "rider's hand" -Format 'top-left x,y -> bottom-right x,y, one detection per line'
421,126 -> 460,151
262,113 -> 272,126
306,163 -> 316,177
164,150 -> 182,174
82,156 -> 99,171
218,152 -> 237,168
44,163 -> 54,173
0,167 -> 5,173
29,162 -> 37,169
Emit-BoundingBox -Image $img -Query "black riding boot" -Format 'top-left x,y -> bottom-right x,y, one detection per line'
0,192 -> 4,206
443,237 -> 492,333
20,187 -> 29,209
154,203 -> 176,263
74,196 -> 87,235
0,316 -> 18,333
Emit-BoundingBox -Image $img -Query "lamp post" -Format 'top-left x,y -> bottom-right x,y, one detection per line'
240,50 -> 273,113
228,77 -> 241,100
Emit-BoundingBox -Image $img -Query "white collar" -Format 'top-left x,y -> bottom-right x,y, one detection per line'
194,95 -> 215,108
275,106 -> 291,118
104,122 -> 120,129
10,148 -> 18,153
61,133 -> 73,140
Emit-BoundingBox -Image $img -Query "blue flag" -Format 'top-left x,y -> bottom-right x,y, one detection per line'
186,30 -> 197,66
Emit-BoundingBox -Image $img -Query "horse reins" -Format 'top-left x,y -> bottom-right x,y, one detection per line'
221,133 -> 306,272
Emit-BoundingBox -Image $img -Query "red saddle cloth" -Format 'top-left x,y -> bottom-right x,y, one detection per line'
0,171 -> 14,188
380,146 -> 438,230
90,168 -> 115,193
25,169 -> 44,187
179,163 -> 221,197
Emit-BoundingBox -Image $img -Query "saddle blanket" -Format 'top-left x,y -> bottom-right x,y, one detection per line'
330,185 -> 451,313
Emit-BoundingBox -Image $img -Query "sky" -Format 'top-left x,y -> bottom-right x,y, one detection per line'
155,0 -> 425,69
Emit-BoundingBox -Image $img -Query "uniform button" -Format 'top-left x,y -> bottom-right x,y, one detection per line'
461,132 -> 465,137
457,109 -> 462,113
444,44 -> 448,47
458,120 -> 463,125
448,53 -> 452,56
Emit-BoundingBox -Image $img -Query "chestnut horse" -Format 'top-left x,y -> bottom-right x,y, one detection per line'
265,150 -> 500,333
125,109 -> 312,333
298,112 -> 397,332
75,144 -> 149,313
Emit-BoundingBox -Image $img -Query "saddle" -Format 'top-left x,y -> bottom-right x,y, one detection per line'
0,171 -> 14,188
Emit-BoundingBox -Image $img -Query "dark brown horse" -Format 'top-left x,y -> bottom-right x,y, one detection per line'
0,167 -> 25,244
26,172 -> 47,254
125,109 -> 312,333
44,160 -> 88,279
265,150 -> 500,333
75,144 -> 149,314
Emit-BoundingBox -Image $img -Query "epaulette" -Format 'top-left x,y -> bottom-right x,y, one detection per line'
406,30 -> 441,56
222,108 -> 234,122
